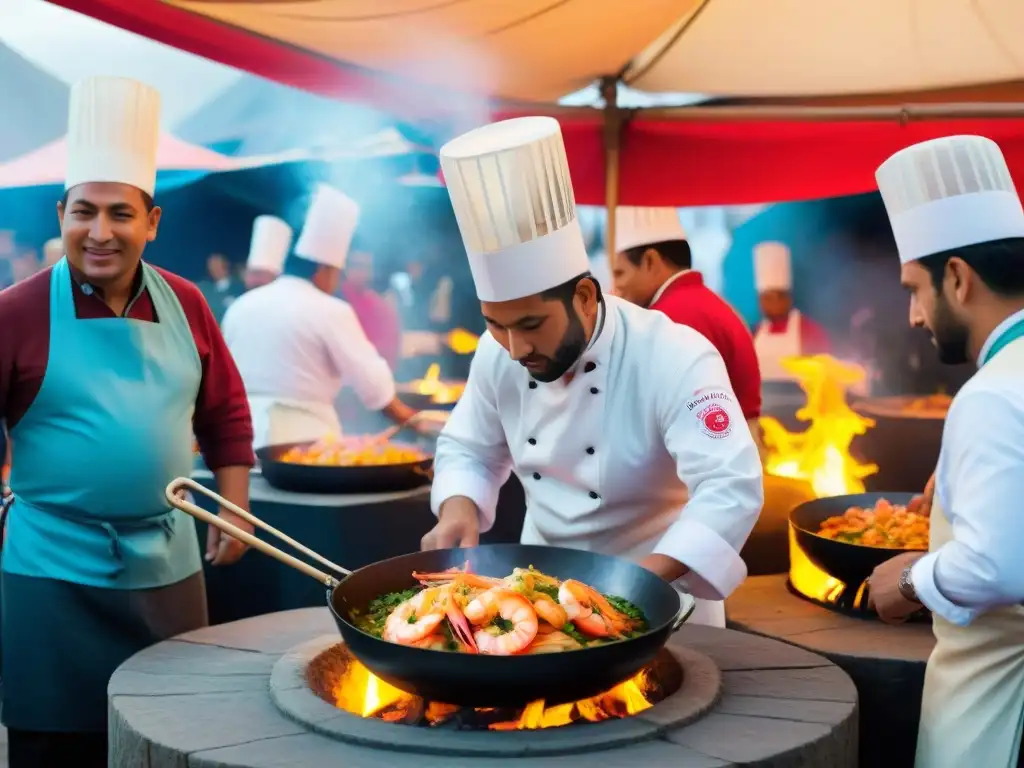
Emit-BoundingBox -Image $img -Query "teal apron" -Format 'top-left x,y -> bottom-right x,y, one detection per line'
1,259 -> 208,732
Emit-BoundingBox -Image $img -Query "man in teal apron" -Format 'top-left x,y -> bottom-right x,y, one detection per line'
866,136 -> 1024,768
0,76 -> 256,767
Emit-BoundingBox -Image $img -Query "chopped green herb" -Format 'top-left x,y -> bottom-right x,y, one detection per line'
491,616 -> 515,633
533,584 -> 560,601
353,587 -> 422,638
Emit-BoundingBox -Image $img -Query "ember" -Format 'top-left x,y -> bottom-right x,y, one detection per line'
308,646 -> 675,731
760,354 -> 878,498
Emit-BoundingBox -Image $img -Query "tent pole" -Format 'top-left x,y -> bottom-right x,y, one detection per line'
600,76 -> 624,282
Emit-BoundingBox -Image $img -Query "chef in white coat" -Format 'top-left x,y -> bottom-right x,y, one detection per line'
222,184 -> 415,448
242,214 -> 291,290
752,242 -> 830,381
866,136 -> 1024,768
242,216 -> 289,290
420,117 -> 764,627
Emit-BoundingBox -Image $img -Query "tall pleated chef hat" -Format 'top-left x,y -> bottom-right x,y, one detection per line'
293,184 -> 360,270
246,216 -> 292,274
876,136 -> 1024,264
440,116 -> 589,302
65,76 -> 161,196
753,242 -> 792,292
614,207 -> 688,254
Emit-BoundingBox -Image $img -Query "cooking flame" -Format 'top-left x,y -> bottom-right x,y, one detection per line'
331,658 -> 654,729
760,354 -> 878,498
410,363 -> 466,404
445,328 -> 480,355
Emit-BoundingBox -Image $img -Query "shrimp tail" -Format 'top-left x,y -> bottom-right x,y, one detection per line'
446,605 -> 479,653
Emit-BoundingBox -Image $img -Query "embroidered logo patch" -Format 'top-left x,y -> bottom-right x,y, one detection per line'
697,403 -> 732,439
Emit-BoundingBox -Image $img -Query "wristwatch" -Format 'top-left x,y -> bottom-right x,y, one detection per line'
898,565 -> 921,604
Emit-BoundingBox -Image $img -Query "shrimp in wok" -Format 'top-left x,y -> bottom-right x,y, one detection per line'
355,564 -> 648,655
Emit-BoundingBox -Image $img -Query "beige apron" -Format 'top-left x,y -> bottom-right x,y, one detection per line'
916,498 -> 1024,768
248,396 -> 342,449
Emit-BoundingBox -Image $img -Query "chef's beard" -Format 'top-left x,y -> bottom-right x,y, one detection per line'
930,294 -> 971,366
522,310 -> 588,383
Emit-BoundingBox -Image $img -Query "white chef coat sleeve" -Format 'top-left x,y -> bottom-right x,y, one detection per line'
323,301 -> 396,412
653,328 -> 764,600
910,387 -> 1024,626
430,338 -> 513,532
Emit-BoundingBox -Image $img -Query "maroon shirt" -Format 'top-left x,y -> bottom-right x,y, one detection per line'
0,264 -> 254,471
651,271 -> 763,420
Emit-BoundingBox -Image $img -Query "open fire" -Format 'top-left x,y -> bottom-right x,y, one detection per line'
308,646 -> 673,731
760,355 -> 879,610
760,354 -> 878,498
408,363 -> 466,405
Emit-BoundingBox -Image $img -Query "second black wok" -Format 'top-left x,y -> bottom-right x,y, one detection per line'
257,440 -> 433,495
169,478 -> 696,708
790,492 -> 920,586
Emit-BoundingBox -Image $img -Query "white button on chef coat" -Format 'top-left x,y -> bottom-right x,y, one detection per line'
222,275 -> 396,447
431,295 -> 764,603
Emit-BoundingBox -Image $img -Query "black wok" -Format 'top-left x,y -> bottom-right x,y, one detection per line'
256,440 -> 433,494
790,492 -> 920,587
168,478 -> 697,708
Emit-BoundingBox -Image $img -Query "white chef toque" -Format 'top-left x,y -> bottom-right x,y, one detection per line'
876,135 -> 1024,264
65,76 -> 161,196
293,184 -> 360,270
614,207 -> 688,254
440,116 -> 590,302
754,242 -> 792,292
246,216 -> 292,274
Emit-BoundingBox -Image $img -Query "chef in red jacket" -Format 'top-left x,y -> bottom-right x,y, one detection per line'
752,242 -> 830,382
611,207 -> 763,441
0,76 -> 255,767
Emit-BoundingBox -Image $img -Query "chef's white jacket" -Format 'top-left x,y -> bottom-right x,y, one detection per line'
222,276 -> 396,411
431,296 -> 764,601
910,309 -> 1024,626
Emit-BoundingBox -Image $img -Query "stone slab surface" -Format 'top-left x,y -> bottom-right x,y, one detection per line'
110,607 -> 857,768
726,575 -> 934,660
726,574 -> 931,768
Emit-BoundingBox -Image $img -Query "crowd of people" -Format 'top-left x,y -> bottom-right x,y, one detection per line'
1,73 -> 1023,768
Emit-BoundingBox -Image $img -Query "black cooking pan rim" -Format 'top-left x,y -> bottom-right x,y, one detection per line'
255,440 -> 431,469
789,491 -> 918,541
328,544 -> 687,658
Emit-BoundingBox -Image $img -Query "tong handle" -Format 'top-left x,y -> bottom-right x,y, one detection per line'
165,477 -> 349,586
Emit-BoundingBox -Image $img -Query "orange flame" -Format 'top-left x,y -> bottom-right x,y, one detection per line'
331,657 -> 653,730
760,354 -> 878,498
410,363 -> 466,404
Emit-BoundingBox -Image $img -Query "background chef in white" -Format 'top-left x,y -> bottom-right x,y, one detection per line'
752,242 -> 830,382
222,184 -> 416,448
420,116 -> 764,628
866,136 -> 1024,768
241,215 -> 289,291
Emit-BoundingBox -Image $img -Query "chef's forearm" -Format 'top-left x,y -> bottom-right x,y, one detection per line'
214,465 -> 251,514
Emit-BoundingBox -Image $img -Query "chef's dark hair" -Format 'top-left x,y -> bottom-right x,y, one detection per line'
540,272 -> 604,308
60,188 -> 156,213
621,238 -> 692,270
919,237 -> 1024,297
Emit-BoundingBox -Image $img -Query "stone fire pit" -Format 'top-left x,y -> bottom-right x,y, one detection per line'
110,608 -> 858,767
